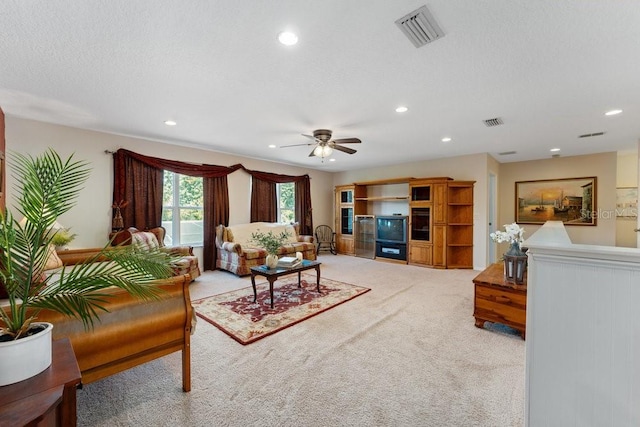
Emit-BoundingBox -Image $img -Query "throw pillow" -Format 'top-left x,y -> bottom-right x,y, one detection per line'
44,244 -> 64,271
131,231 -> 160,251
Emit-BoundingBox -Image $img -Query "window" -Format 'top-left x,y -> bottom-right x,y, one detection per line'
162,171 -> 203,246
277,182 -> 295,223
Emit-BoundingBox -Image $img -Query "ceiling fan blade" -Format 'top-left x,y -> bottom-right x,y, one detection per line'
332,137 -> 361,144
308,148 -> 317,157
332,145 -> 357,155
280,143 -> 315,148
302,134 -> 317,140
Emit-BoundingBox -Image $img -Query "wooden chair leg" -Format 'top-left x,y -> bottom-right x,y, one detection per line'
182,345 -> 191,392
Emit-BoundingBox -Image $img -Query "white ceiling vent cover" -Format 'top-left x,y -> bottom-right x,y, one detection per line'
483,117 -> 504,127
395,5 -> 444,48
578,131 -> 605,138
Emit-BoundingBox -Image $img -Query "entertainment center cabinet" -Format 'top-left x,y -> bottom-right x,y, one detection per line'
334,184 -> 367,255
334,177 -> 474,269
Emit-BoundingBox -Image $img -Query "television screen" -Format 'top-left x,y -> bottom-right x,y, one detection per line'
376,216 -> 407,243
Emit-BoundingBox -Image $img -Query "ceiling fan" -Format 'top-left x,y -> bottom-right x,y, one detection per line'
281,129 -> 361,159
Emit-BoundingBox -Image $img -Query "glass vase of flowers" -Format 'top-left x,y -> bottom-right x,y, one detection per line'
490,223 -> 527,284
490,223 -> 526,256
250,230 -> 291,269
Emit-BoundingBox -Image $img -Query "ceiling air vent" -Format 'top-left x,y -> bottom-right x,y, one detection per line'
483,117 -> 504,127
395,5 -> 444,48
578,132 -> 605,138
498,151 -> 517,156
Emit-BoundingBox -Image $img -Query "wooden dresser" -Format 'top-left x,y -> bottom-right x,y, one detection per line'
472,262 -> 527,339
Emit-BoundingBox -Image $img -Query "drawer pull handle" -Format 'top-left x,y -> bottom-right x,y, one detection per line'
495,296 -> 511,303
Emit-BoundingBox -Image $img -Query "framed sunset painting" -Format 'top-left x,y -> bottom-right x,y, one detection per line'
515,177 -> 597,225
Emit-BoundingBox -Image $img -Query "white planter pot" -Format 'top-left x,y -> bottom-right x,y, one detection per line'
0,322 -> 53,386
266,254 -> 279,269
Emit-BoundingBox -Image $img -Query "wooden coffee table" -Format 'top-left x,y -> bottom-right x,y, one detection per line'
250,260 -> 322,308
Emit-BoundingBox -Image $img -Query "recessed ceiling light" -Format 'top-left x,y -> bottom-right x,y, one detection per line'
550,148 -> 561,152
395,106 -> 408,113
164,120 -> 177,126
278,31 -> 298,46
329,158 -> 336,162
441,137 -> 452,142
605,109 -> 622,116
268,144 -> 276,148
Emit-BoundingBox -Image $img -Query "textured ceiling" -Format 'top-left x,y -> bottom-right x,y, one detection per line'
1,1 -> 639,172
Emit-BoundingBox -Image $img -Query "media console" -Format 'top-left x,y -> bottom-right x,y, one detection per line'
375,241 -> 407,261
334,177 -> 474,269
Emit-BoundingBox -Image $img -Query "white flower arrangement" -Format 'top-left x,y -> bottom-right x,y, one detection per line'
489,222 -> 525,245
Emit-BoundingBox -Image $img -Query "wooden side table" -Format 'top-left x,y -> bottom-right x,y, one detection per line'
0,338 -> 82,426
472,263 -> 527,339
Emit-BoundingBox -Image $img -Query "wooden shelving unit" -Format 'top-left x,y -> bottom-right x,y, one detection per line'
446,182 -> 474,268
408,178 -> 451,268
334,184 -> 367,255
335,177 -> 474,269
355,196 -> 409,201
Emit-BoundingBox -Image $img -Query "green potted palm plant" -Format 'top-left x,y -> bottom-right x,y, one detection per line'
0,149 -> 174,386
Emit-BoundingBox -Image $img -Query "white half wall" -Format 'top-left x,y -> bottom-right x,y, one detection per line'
525,222 -> 640,426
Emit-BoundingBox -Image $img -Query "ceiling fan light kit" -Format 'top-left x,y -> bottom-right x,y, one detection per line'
281,128 -> 362,161
313,145 -> 333,158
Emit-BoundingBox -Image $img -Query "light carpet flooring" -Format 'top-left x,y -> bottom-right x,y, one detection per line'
77,254 -> 525,426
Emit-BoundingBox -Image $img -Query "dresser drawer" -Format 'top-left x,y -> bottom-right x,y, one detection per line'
475,284 -> 526,307
475,299 -> 526,325
475,284 -> 526,326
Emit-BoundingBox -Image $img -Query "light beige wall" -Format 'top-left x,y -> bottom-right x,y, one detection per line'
616,151 -> 638,247
487,155 -> 501,264
333,153 -> 490,270
4,117 -> 334,249
499,152 -> 617,246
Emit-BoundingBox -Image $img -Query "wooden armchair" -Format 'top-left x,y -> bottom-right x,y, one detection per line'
314,225 -> 337,255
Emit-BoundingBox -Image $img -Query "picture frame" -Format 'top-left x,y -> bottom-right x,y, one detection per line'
616,187 -> 637,218
515,177 -> 597,225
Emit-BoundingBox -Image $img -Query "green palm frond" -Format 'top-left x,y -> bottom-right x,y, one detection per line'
0,150 -> 176,339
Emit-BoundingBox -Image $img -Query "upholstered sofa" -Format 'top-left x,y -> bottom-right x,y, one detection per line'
111,226 -> 200,280
215,222 -> 316,276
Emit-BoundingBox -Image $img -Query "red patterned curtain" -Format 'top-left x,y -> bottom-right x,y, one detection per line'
250,177 -> 277,222
112,150 -> 313,267
112,153 -> 163,230
203,176 -> 229,270
242,167 -> 312,234
295,176 -> 313,235
113,149 -> 241,270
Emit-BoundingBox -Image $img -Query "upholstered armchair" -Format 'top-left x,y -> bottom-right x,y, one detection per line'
112,226 -> 201,280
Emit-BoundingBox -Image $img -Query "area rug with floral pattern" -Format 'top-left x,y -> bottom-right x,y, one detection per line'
192,275 -> 371,345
